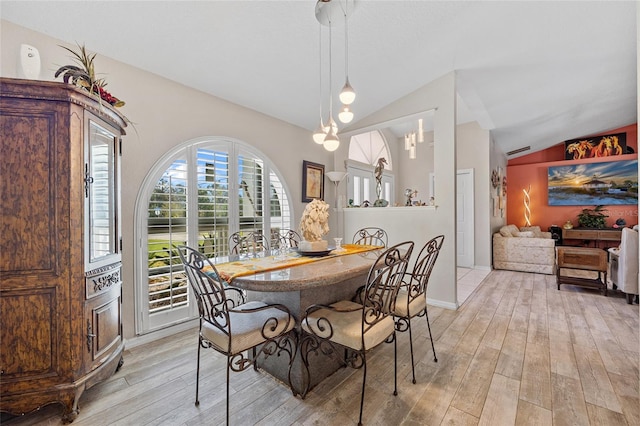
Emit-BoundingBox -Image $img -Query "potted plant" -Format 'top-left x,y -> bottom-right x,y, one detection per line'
55,43 -> 125,107
576,205 -> 608,229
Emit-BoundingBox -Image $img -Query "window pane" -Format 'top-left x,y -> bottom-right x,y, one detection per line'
238,155 -> 264,233
197,148 -> 230,257
363,178 -> 370,203
147,160 -> 188,314
269,170 -> 292,234
88,122 -> 116,262
354,176 -> 361,205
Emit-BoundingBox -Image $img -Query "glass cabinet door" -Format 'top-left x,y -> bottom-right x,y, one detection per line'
86,118 -> 120,269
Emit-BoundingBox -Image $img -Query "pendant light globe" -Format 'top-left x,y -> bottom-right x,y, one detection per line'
338,105 -> 354,123
323,132 -> 340,152
323,116 -> 340,151
339,78 -> 356,105
313,119 -> 327,144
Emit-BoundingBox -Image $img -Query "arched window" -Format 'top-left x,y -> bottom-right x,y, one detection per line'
135,137 -> 293,333
347,130 -> 394,206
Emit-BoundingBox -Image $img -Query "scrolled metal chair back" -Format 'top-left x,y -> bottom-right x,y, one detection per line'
178,246 -> 244,339
353,227 -> 388,248
270,229 -> 301,250
229,230 -> 270,256
406,235 -> 444,300
361,241 -> 414,328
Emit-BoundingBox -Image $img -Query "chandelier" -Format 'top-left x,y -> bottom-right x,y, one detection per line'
312,0 -> 356,152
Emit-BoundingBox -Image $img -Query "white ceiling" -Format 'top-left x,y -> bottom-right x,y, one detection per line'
2,1 -> 637,157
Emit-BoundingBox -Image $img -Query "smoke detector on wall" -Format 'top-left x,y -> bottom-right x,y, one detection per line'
18,44 -> 41,80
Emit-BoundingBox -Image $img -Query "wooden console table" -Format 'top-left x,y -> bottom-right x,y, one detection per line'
556,246 -> 608,295
562,228 -> 622,248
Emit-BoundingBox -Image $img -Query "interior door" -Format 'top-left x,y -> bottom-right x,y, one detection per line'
456,169 -> 474,268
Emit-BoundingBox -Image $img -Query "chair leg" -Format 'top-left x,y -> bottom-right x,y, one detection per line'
253,346 -> 258,371
226,357 -> 231,426
407,319 -> 416,384
358,352 -> 367,426
425,308 -> 437,363
393,331 -> 398,396
195,338 -> 201,406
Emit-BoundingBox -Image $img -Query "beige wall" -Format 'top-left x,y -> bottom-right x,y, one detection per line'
1,20 -> 333,341
457,121 -> 492,269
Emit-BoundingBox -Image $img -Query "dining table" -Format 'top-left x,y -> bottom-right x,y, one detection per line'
212,244 -> 384,397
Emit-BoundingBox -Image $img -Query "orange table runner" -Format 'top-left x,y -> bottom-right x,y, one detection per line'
209,244 -> 382,283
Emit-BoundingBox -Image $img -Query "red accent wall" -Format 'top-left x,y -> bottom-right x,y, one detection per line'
506,124 -> 638,231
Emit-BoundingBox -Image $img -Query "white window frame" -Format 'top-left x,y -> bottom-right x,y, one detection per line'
134,136 -> 294,335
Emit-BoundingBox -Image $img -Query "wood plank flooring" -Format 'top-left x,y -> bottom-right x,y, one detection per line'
3,270 -> 638,425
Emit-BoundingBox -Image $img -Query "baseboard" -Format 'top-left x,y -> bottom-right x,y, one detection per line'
125,318 -> 198,349
427,297 -> 458,310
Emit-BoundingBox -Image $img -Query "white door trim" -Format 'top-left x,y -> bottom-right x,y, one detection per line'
456,169 -> 474,268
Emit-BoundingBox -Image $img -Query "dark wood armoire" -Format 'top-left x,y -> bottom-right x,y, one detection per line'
0,78 -> 126,422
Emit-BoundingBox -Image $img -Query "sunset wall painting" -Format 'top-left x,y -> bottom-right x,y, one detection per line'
548,159 -> 638,206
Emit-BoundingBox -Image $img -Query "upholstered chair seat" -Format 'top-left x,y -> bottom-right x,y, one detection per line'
302,300 -> 395,351
394,288 -> 427,318
201,300 -> 295,353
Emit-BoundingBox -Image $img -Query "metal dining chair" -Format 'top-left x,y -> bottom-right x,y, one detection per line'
178,245 -> 296,425
228,230 -> 270,257
392,235 -> 444,384
352,227 -> 388,247
270,229 -> 301,250
300,241 -> 414,426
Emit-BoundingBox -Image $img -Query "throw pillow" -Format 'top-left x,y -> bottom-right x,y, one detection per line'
499,226 -> 513,237
520,226 -> 542,238
514,231 -> 534,238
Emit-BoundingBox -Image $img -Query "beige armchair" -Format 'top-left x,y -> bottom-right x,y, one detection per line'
493,225 -> 556,274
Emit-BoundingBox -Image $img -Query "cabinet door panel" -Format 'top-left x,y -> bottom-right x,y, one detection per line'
0,289 -> 57,380
86,289 -> 122,364
0,112 -> 57,274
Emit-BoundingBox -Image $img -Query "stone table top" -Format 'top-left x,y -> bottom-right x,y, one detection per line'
231,248 -> 383,292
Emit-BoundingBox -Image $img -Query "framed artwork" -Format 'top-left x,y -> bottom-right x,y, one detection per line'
564,132 -> 627,160
302,160 -> 324,202
547,159 -> 638,206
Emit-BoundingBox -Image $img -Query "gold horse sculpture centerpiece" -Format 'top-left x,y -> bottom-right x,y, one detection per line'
299,199 -> 330,251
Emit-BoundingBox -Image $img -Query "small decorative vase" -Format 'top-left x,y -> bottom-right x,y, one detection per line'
563,220 -> 573,230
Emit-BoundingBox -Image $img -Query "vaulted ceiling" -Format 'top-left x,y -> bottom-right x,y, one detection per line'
2,1 -> 637,157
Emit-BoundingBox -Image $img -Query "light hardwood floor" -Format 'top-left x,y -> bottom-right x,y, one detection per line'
4,270 -> 638,425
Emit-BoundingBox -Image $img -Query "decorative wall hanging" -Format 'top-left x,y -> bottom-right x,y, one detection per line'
564,132 -> 626,160
491,169 -> 500,188
302,160 -> 325,202
548,159 -> 638,205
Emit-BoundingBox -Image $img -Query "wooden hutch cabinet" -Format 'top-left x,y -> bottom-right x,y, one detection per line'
0,78 -> 126,422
